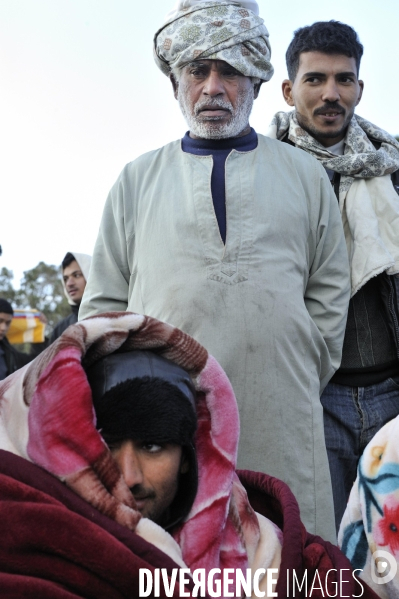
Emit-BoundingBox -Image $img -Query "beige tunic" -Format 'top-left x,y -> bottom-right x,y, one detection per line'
80,135 -> 350,542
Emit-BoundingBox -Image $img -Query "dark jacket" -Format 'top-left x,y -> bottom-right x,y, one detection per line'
327,143 -> 399,368
393,168 -> 399,194
381,265 -> 399,362
359,141 -> 399,368
0,337 -> 41,380
49,305 -> 79,344
283,134 -> 399,379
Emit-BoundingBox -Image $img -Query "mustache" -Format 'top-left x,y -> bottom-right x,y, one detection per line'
194,100 -> 233,115
130,484 -> 156,501
313,102 -> 345,116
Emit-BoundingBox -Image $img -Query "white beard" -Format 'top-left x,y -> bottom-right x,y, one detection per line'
178,85 -> 255,139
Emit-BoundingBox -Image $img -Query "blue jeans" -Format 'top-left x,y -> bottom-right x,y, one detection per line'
321,376 -> 399,532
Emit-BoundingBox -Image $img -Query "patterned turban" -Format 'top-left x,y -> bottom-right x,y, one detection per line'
153,0 -> 274,82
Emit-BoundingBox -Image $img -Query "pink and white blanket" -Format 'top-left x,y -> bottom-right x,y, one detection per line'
0,312 -> 280,592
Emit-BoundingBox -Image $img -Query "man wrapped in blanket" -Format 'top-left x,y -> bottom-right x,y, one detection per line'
0,313 -> 377,598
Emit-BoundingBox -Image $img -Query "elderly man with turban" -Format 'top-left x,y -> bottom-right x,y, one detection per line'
80,0 -> 350,542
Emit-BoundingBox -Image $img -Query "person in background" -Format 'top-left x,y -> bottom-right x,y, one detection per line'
49,252 -> 91,343
268,20 -> 399,530
0,298 -> 46,380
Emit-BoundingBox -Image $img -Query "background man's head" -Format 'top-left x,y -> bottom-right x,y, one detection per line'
62,252 -> 87,305
0,299 -> 13,341
87,351 -> 198,529
154,0 -> 273,140
282,21 -> 364,146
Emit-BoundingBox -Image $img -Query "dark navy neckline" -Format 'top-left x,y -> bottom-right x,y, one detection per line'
182,128 -> 258,153
180,128 -> 257,245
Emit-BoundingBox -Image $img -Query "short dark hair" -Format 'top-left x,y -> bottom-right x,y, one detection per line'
286,21 -> 364,81
62,252 -> 76,270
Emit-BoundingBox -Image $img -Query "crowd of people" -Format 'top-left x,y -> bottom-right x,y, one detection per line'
1,1 -> 399,597
0,251 -> 91,379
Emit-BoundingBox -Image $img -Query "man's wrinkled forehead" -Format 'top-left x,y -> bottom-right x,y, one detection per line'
182,59 -> 245,75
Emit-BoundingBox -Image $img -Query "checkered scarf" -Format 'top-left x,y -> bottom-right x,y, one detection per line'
268,111 -> 399,195
267,111 -> 399,295
153,0 -> 273,82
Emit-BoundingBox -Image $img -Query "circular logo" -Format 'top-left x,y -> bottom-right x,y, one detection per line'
371,550 -> 398,585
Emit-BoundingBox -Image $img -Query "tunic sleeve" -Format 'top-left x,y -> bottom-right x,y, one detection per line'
304,161 -> 350,392
79,166 -> 133,319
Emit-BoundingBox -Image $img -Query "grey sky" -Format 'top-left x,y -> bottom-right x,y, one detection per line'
0,0 -> 397,284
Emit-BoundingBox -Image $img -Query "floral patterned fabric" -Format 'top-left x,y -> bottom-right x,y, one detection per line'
338,415 -> 399,598
153,0 -> 273,81
267,111 -> 399,296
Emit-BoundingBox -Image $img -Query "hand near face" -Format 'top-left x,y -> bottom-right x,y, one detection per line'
110,439 -> 187,524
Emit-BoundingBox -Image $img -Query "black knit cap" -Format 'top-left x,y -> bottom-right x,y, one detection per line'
0,299 -> 13,315
86,350 -> 197,442
85,350 -> 198,529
